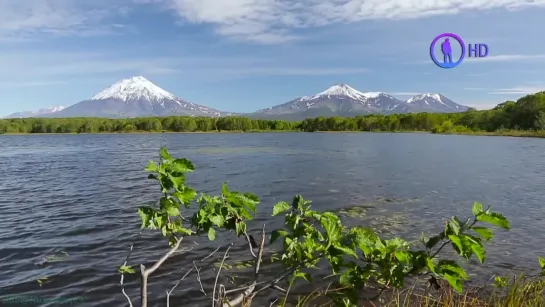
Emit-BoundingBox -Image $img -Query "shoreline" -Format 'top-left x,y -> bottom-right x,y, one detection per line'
2,130 -> 545,139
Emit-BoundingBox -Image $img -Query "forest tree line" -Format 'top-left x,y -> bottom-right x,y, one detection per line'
1,91 -> 544,134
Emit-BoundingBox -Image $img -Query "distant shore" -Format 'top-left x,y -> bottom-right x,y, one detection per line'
2,130 -> 545,139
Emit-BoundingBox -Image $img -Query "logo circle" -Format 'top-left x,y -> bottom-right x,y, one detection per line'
430,33 -> 465,69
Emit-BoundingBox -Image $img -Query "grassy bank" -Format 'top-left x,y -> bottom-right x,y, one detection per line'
295,276 -> 545,306
434,130 -> 545,139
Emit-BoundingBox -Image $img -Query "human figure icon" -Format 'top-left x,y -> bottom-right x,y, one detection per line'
441,38 -> 452,63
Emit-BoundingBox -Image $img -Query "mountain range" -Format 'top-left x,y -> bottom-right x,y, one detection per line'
4,76 -> 470,120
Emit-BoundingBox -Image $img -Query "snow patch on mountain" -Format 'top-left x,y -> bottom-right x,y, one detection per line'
4,106 -> 66,118
91,76 -> 179,104
299,84 -> 389,102
42,106 -> 66,113
407,93 -> 444,105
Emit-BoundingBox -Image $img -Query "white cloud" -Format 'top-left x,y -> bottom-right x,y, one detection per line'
465,54 -> 545,62
488,86 -> 545,95
0,80 -> 68,88
2,0 -> 545,43
0,0 -> 132,39
390,92 -> 421,96
0,49 -> 370,87
466,102 -> 498,110
160,0 -> 545,43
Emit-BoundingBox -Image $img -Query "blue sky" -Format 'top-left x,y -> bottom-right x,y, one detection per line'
1,0 -> 544,116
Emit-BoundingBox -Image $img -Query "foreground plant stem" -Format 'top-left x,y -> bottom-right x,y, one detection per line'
140,237 -> 183,307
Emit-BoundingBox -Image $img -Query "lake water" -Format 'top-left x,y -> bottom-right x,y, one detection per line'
0,132 -> 544,307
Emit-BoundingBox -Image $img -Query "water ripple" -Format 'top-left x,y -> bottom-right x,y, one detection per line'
0,133 -> 544,306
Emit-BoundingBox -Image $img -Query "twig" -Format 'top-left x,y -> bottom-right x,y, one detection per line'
281,276 -> 294,305
223,281 -> 268,294
244,231 -> 258,259
167,245 -> 222,306
120,232 -> 142,307
166,267 -> 194,307
141,236 -> 183,307
194,260 -> 207,295
213,243 -> 233,307
269,297 -> 279,307
222,225 -> 266,307
272,285 -> 287,293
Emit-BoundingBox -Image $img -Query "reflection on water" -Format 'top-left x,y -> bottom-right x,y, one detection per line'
0,132 -> 544,306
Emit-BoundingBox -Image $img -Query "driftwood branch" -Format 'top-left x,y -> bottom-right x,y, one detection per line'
140,236 -> 183,307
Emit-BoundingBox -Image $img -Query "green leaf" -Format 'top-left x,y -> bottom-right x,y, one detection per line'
172,158 -> 195,172
333,244 -> 358,259
472,202 -> 484,216
424,234 -> 442,250
179,227 -> 192,235
145,160 -> 158,172
147,174 -> 158,180
160,198 -> 180,217
443,273 -> 463,293
221,182 -> 231,197
208,228 -> 216,241
168,174 -> 186,189
320,215 -> 342,245
270,229 -> 289,244
160,147 -> 172,160
437,260 -> 467,292
449,235 -> 464,255
471,226 -> 494,241
119,265 -> 135,274
291,195 -> 305,210
447,218 -> 461,235
477,212 -> 510,229
137,207 -> 154,229
209,215 -> 225,227
539,257 -> 545,269
471,241 -> 486,263
426,257 -> 437,273
235,221 -> 246,236
440,262 -> 467,279
395,251 -> 409,262
272,202 -> 290,216
294,271 -> 312,283
173,187 -> 197,207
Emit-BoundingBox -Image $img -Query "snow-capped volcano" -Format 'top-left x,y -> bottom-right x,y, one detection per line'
406,93 -> 468,112
91,76 -> 177,102
4,106 -> 65,118
43,76 -> 229,118
249,84 -> 407,120
300,84 -> 387,102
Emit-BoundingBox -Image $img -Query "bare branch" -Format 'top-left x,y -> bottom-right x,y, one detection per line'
269,297 -> 279,307
166,267 -> 194,307
120,232 -> 142,307
272,285 -> 286,293
222,224 -> 266,307
166,244 -> 222,306
244,231 -> 257,259
141,236 -> 183,307
213,243 -> 233,307
193,260 -> 207,295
